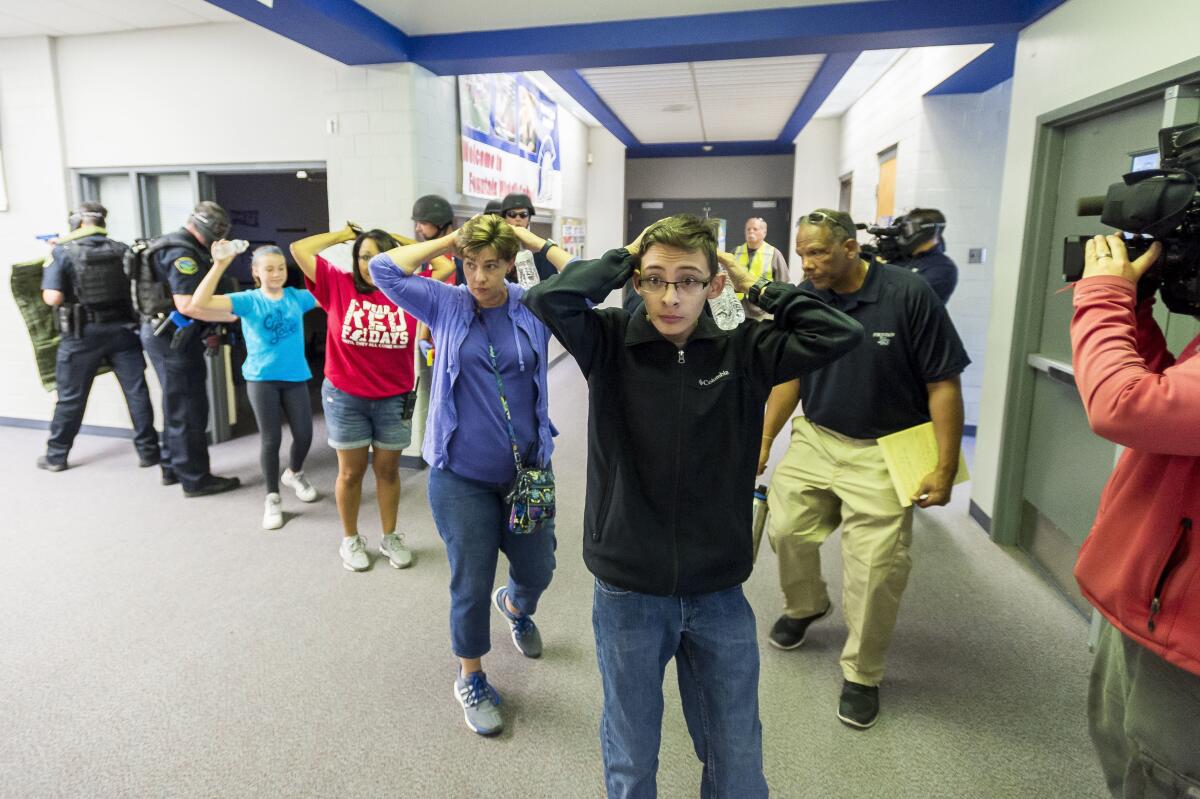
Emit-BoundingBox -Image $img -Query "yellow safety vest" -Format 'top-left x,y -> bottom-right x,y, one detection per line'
733,242 -> 776,299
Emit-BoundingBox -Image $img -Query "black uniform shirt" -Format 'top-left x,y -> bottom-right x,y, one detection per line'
801,260 -> 970,439
894,249 -> 958,304
154,229 -> 212,297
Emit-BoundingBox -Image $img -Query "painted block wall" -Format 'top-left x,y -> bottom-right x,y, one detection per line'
973,0 -> 1200,517
624,155 -> 795,201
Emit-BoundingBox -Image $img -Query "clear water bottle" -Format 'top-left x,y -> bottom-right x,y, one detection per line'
212,239 -> 249,260
514,249 -> 540,288
752,484 -> 769,561
708,267 -> 746,330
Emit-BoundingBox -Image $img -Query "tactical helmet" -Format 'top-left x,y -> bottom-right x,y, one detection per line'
189,201 -> 232,243
412,194 -> 454,227
501,192 -> 535,216
68,201 -> 107,230
484,200 -> 503,215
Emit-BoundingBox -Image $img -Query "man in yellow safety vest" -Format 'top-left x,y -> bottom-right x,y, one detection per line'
732,217 -> 790,319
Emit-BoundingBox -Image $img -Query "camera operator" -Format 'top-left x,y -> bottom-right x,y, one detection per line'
1071,233 -> 1200,796
888,209 -> 957,304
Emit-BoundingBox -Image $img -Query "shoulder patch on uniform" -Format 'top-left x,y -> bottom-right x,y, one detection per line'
174,257 -> 198,276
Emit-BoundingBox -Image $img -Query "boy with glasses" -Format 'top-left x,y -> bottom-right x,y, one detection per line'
524,214 -> 862,798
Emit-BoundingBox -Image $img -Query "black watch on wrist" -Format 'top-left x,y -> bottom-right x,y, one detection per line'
747,277 -> 771,306
540,239 -> 557,255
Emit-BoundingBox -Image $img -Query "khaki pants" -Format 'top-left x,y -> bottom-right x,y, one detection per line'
767,416 -> 913,686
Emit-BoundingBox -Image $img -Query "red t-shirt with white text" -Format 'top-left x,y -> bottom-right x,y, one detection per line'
305,255 -> 416,399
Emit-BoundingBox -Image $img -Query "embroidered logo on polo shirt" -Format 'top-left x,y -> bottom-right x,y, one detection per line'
698,370 -> 731,387
872,332 -> 896,346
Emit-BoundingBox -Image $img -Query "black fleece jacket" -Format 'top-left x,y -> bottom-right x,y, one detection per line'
524,249 -> 864,596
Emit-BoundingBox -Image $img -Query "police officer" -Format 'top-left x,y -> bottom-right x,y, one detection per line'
139,201 -> 240,497
412,194 -> 465,285
483,199 -> 502,216
37,202 -> 160,472
500,192 -> 558,283
887,208 -> 957,304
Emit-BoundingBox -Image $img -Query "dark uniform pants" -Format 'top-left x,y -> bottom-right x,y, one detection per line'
140,323 -> 211,490
47,323 -> 159,464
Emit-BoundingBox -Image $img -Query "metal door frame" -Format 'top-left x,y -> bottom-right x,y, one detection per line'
991,56 -> 1200,547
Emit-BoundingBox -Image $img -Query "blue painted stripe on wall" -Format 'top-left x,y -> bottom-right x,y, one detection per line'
544,70 -> 639,148
627,141 -> 795,159
205,0 -> 409,65
925,34 -> 1018,95
777,50 -> 861,144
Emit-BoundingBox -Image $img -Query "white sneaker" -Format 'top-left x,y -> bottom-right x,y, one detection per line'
262,493 -> 283,530
340,535 -> 370,572
281,469 -> 318,502
379,532 -> 413,569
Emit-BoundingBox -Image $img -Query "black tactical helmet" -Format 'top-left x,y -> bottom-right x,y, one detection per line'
412,194 -> 454,227
68,201 -> 107,230
484,200 -> 502,215
189,201 -> 232,243
501,192 -> 535,216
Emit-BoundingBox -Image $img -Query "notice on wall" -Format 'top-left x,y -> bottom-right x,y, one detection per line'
559,218 -> 586,259
458,73 -> 562,209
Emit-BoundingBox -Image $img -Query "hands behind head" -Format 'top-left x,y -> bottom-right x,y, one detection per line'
1083,234 -> 1162,283
626,219 -> 672,256
341,221 -> 363,242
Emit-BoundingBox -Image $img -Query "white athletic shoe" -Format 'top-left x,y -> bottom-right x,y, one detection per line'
379,532 -> 414,569
281,469 -> 318,502
340,535 -> 370,572
262,493 -> 283,530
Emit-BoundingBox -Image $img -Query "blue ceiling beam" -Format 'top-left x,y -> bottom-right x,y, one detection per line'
204,0 -> 409,65
627,141 -> 795,159
925,34 -> 1018,96
776,50 -> 860,144
544,70 -> 639,148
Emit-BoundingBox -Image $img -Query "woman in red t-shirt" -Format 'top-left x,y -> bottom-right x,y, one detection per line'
290,224 -> 452,573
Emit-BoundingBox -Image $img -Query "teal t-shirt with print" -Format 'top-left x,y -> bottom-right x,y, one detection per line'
228,287 -> 318,382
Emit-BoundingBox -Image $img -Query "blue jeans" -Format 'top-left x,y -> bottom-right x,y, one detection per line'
593,580 -> 768,799
428,467 -> 557,659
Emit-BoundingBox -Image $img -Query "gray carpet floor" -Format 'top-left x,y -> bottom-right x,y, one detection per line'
0,362 -> 1107,798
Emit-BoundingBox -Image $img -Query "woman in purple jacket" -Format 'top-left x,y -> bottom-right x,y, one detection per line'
369,215 -> 572,737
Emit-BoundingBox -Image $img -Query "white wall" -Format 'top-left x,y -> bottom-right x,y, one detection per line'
973,0 -> 1200,516
585,127 -> 627,261
625,154 -> 794,200
789,117 -> 843,275
0,37 -> 73,424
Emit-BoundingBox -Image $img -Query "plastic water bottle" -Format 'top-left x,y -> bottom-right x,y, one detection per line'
212,239 -> 250,260
708,267 -> 745,330
514,249 -> 540,288
751,484 -> 769,561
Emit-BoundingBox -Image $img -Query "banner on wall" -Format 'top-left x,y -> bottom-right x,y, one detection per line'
458,73 -> 562,209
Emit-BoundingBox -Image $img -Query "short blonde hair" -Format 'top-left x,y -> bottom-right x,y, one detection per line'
455,215 -> 520,262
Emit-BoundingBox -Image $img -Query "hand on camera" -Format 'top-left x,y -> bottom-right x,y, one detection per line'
1082,234 -> 1162,284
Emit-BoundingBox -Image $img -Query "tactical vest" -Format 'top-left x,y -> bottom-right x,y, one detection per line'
733,243 -> 777,300
64,236 -> 135,323
128,229 -> 209,320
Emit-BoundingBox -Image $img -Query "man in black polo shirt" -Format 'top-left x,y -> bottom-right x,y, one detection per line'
758,208 -> 968,729
887,208 -> 957,304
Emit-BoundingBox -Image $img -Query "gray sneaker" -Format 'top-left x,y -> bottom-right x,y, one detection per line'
379,532 -> 413,569
454,670 -> 503,736
339,535 -> 370,572
493,585 -> 542,658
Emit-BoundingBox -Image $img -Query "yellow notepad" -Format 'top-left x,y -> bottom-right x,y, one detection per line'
876,422 -> 969,507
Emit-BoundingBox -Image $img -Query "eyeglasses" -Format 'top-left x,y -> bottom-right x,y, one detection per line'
803,211 -> 853,238
504,210 -> 530,220
637,275 -> 711,295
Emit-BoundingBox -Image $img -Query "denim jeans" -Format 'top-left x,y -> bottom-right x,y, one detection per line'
428,467 -> 557,659
592,579 -> 768,799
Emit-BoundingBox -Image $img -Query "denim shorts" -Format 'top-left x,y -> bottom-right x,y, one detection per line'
321,378 -> 413,451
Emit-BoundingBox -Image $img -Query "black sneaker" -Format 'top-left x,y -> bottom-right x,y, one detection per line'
183,475 -> 240,497
837,681 -> 879,729
36,455 -> 68,472
768,604 -> 832,650
161,468 -> 179,486
138,453 -> 161,468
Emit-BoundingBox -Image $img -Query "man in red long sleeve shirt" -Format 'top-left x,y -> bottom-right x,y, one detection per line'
1070,234 -> 1200,797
